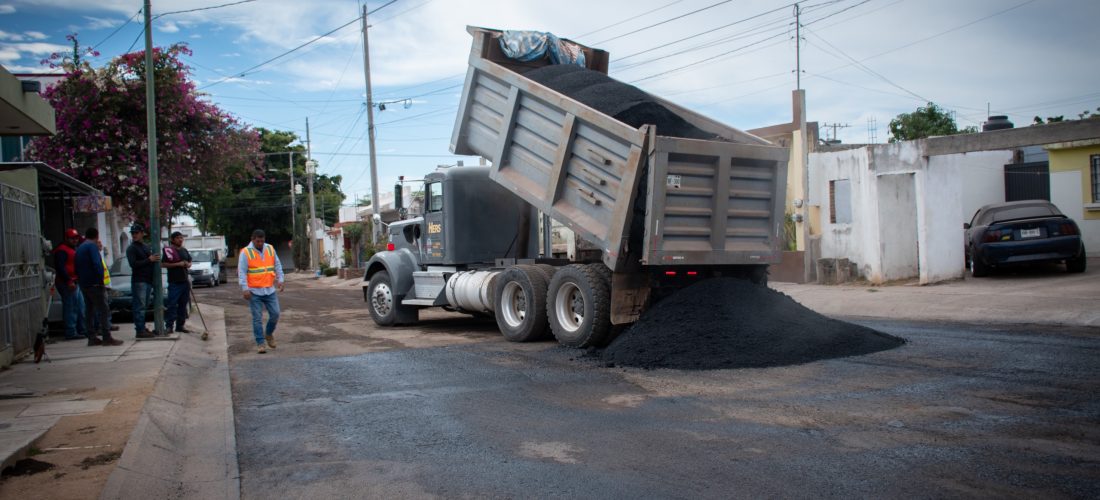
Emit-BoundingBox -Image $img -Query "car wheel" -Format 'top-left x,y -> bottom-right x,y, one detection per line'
1066,244 -> 1087,273
969,251 -> 990,278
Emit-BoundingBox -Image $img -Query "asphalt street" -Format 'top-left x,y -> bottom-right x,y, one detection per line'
200,280 -> 1100,499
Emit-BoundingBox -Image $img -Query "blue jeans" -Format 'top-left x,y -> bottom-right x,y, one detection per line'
165,282 -> 190,330
59,284 -> 86,338
132,281 -> 154,333
248,292 -> 280,345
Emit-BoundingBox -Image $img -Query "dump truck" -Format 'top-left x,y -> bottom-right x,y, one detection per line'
362,27 -> 789,347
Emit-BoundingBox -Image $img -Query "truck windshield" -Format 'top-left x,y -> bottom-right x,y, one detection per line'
192,250 -> 214,262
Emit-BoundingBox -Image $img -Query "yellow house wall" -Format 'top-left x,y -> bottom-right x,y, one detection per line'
1048,145 -> 1100,221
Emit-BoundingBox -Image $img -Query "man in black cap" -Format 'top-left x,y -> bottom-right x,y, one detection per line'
125,223 -> 160,338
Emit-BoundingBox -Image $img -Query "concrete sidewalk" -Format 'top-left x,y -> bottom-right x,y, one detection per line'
0,303 -> 237,499
0,337 -> 174,473
772,258 -> 1100,327
100,304 -> 237,499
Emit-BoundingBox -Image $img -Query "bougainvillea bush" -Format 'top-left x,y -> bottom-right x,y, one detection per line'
27,38 -> 262,223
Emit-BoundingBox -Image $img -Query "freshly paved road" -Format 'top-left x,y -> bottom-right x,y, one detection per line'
203,280 -> 1100,498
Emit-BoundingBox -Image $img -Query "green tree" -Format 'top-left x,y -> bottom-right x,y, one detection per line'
26,37 -> 261,223
888,102 -> 976,143
200,128 -> 345,266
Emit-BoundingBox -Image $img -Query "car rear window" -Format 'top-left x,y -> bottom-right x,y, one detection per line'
985,204 -> 1060,224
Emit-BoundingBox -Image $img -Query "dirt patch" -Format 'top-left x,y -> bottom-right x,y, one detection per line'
524,64 -> 723,141
78,451 -> 121,470
1,458 -> 54,478
593,278 -> 905,370
0,385 -> 152,499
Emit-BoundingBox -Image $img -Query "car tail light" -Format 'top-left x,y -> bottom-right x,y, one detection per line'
1059,222 -> 1079,236
386,242 -> 395,251
665,271 -> 677,276
687,271 -> 698,276
981,230 -> 1002,243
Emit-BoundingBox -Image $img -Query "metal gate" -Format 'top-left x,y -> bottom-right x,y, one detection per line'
0,182 -> 43,360
1004,161 -> 1050,202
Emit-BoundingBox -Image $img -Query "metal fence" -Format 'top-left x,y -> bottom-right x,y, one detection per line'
0,182 -> 43,359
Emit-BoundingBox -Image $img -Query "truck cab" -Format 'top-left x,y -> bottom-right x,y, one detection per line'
363,166 -> 536,324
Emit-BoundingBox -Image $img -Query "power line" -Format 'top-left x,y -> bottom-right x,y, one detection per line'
806,27 -> 929,103
90,8 -> 142,51
155,0 -> 256,17
573,0 -> 687,40
592,0 -> 737,46
199,16 -> 362,89
613,2 -> 793,65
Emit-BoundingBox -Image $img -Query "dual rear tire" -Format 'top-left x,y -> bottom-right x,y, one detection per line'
492,263 -> 612,348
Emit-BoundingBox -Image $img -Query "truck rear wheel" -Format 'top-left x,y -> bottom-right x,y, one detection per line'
493,265 -> 550,342
547,264 -> 612,348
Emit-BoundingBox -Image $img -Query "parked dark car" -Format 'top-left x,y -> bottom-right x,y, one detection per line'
964,200 -> 1087,277
108,258 -> 169,317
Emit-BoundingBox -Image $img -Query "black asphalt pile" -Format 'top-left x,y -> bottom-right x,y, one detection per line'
595,278 -> 905,370
524,65 -> 721,141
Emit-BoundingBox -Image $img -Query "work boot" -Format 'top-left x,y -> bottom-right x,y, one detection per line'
87,337 -> 102,346
265,335 -> 277,349
101,337 -> 124,346
176,325 -> 192,334
136,330 -> 155,339
257,343 -> 267,354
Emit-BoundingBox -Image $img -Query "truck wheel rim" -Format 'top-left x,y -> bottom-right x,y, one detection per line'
372,282 -> 393,317
501,281 -> 527,328
554,282 -> 583,333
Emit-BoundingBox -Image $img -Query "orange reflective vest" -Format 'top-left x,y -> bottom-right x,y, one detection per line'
242,244 -> 276,288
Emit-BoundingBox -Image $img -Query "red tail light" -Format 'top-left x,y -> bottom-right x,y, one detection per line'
386,242 -> 395,251
1059,223 -> 1079,236
981,230 -> 1002,243
665,271 -> 677,276
687,271 -> 698,276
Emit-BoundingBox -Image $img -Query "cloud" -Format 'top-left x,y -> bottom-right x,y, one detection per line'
158,20 -> 180,33
24,31 -> 47,40
83,15 -> 122,30
0,5 -> 15,14
222,52 -> 241,57
0,30 -> 22,41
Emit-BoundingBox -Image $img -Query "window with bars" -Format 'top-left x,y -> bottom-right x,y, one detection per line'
1091,154 -> 1100,203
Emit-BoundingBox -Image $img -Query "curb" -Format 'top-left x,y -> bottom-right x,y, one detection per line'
99,304 -> 238,499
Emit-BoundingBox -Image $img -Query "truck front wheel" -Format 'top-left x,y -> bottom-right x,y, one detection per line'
493,266 -> 550,342
547,264 -> 612,348
368,271 -> 402,326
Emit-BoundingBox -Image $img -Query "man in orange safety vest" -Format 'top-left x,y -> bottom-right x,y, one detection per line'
238,229 -> 285,354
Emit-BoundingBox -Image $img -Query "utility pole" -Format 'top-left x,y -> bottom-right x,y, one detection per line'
793,3 -> 812,283
361,4 -> 381,245
795,3 -> 802,90
821,122 -> 851,142
306,118 -> 318,273
143,0 -> 165,334
288,150 -> 295,258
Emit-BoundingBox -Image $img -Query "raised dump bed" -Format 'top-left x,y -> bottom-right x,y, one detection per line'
450,27 -> 789,272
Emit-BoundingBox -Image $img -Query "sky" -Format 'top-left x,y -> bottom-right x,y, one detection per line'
2,0 -> 1099,209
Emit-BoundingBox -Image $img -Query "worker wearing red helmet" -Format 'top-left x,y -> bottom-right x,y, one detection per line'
51,228 -> 88,341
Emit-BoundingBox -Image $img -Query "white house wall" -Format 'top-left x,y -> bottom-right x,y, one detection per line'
1051,171 -> 1100,254
809,147 -> 882,281
923,150 -> 1012,283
